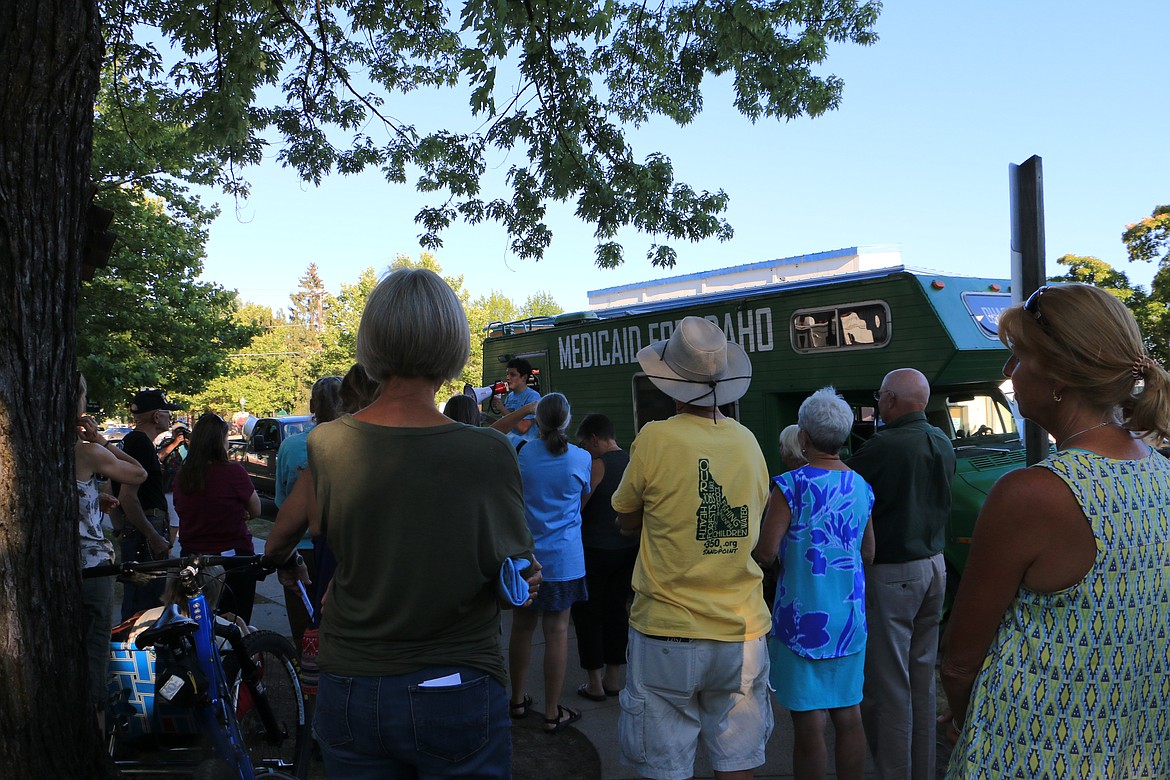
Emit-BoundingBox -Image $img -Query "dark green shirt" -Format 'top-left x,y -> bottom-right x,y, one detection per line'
309,416 -> 534,684
847,412 -> 956,564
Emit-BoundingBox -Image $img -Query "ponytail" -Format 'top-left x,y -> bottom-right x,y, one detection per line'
535,393 -> 571,456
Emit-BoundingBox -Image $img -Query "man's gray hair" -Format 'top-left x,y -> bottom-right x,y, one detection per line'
356,268 -> 470,382
797,386 -> 854,454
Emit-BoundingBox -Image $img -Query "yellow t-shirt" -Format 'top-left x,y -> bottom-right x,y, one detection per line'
612,413 -> 771,641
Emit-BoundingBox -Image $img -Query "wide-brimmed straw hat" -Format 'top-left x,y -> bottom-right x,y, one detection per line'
636,316 -> 752,407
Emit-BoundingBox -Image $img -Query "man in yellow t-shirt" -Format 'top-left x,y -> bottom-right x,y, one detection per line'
612,316 -> 772,780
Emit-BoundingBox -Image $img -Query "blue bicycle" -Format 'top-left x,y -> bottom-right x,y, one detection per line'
86,554 -> 309,779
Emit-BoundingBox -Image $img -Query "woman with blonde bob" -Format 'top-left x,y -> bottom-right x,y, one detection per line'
265,268 -> 539,778
941,283 -> 1170,778
755,387 -> 874,780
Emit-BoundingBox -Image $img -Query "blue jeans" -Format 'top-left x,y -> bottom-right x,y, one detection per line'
315,665 -> 512,779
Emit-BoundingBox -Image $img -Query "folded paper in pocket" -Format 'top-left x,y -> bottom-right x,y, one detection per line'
419,672 -> 463,688
498,557 -> 531,606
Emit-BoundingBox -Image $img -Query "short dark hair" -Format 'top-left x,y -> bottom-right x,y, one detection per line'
442,395 -> 480,425
309,375 -> 343,424
339,363 -> 379,414
507,357 -> 533,377
575,413 -> 615,441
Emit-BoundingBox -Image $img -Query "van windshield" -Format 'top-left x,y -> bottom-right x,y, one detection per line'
943,391 -> 1019,443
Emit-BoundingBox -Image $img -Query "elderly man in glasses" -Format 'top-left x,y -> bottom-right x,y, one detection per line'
112,388 -> 181,620
848,368 -> 955,780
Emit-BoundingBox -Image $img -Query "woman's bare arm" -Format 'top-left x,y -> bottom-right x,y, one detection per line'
753,486 -> 790,567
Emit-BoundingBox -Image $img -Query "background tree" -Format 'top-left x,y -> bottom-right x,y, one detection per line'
1,1 -> 880,773
1123,205 -> 1170,267
1121,205 -> 1170,362
1051,252 -> 1170,364
320,266 -> 380,375
1050,254 -> 1139,296
191,269 -> 341,417
79,70 -> 256,415
288,263 -> 331,332
522,290 -> 567,318
190,303 -> 308,417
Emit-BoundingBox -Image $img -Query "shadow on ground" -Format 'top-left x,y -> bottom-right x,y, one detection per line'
511,707 -> 602,780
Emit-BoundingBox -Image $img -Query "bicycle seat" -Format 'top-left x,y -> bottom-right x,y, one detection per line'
135,603 -> 199,650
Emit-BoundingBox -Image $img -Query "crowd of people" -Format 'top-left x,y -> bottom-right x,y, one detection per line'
77,270 -> 1170,779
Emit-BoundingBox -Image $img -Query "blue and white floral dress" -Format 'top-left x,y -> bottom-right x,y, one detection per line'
768,466 -> 873,711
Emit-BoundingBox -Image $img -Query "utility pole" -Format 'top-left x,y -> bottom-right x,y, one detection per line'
1009,155 -> 1048,466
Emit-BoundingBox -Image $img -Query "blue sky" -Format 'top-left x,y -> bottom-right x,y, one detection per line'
195,1 -> 1169,315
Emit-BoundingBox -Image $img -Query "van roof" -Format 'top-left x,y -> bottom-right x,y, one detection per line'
487,266 -> 1012,335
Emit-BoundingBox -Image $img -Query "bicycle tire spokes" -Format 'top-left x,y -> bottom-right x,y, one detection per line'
223,631 -> 308,775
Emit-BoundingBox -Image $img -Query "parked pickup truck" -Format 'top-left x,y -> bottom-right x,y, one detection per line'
228,415 -> 314,499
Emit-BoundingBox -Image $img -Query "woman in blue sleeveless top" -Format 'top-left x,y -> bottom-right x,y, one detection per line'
756,387 -> 874,780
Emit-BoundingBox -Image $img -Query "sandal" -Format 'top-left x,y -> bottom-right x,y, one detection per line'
576,683 -> 607,702
604,687 -> 621,697
543,704 -> 581,734
509,694 -> 532,720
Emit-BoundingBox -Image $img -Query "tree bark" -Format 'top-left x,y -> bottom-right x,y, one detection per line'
0,0 -> 112,775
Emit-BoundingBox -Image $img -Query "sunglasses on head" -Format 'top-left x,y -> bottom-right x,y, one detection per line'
1023,286 -> 1051,331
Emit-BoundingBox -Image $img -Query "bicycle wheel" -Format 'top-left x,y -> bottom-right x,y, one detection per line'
222,630 -> 310,779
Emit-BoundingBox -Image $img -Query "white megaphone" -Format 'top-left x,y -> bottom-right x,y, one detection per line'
464,383 -> 495,405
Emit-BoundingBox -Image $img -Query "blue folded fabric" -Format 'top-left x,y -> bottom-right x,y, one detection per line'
498,557 -> 531,606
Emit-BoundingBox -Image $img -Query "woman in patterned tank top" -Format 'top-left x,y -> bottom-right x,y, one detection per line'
941,284 -> 1170,778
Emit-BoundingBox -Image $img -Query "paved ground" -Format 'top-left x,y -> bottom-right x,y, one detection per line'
249,538 -> 956,779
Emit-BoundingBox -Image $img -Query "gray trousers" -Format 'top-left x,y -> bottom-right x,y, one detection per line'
861,553 -> 946,780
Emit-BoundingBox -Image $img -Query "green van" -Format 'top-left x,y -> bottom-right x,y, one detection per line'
482,266 -> 1026,593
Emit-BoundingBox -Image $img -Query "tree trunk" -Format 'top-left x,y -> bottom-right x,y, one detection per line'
0,0 -> 112,775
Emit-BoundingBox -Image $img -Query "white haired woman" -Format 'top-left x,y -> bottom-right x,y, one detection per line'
509,392 -> 593,733
755,387 -> 875,780
778,423 -> 807,472
264,267 -> 540,778
941,284 -> 1170,777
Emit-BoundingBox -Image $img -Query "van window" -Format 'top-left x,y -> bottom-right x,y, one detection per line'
945,392 -> 1018,441
632,374 -> 738,432
281,420 -> 311,438
791,302 -> 890,352
252,419 -> 278,450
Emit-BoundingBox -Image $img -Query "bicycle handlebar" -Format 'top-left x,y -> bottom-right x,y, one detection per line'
83,553 -> 273,580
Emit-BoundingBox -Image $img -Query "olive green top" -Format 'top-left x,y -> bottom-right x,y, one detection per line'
310,416 -> 534,684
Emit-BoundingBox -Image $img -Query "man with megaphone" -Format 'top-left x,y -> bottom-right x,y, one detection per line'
485,357 -> 541,449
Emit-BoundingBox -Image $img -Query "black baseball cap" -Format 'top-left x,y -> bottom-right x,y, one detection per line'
129,388 -> 181,414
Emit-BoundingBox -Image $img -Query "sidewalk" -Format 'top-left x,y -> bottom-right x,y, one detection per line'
250,544 -> 951,779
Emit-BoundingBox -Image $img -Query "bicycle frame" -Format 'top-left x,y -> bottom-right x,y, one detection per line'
185,587 -> 257,779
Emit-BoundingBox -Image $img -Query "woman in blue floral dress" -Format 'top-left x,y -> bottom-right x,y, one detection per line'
755,387 -> 875,780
